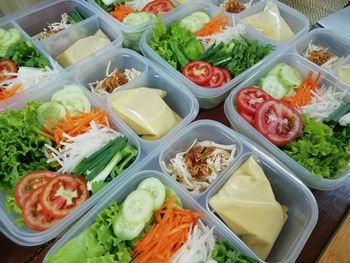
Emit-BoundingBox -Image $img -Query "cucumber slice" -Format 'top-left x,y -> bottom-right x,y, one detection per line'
122,190 -> 154,224
165,186 -> 182,207
261,75 -> 288,99
180,16 -> 203,33
137,177 -> 166,210
113,216 -> 145,241
191,12 -> 210,24
37,101 -> 66,126
278,64 -> 302,89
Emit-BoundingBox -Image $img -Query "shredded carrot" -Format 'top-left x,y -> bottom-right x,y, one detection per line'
110,4 -> 134,22
195,13 -> 229,37
41,108 -> 109,146
0,84 -> 22,101
132,195 -> 206,263
282,71 -> 321,107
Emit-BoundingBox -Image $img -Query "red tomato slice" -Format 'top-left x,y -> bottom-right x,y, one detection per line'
239,111 -> 255,126
207,67 -> 225,88
142,0 -> 175,15
254,99 -> 303,145
182,61 -> 213,85
220,68 -> 232,83
237,87 -> 273,115
0,60 -> 17,82
22,187 -> 61,231
14,170 -> 56,208
39,174 -> 89,218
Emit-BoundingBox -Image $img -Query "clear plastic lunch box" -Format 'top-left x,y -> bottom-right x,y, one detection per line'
0,0 -> 123,105
224,52 -> 350,190
44,120 -> 318,263
87,0 -> 185,51
68,46 -> 199,154
140,0 -> 309,109
0,76 -> 144,246
288,28 -> 350,88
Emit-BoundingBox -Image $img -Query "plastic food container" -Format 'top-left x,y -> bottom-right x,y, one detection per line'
140,0 -> 308,109
0,19 -> 60,106
44,169 -> 260,262
225,52 -> 350,190
290,28 -> 350,88
87,0 -> 184,51
49,120 -> 317,262
0,76 -> 143,246
70,46 -> 199,154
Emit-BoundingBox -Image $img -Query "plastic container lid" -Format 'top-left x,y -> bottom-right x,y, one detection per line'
0,77 -> 142,246
140,0 -> 309,109
225,52 -> 350,190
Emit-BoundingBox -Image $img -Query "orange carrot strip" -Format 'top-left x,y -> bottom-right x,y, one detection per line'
0,84 -> 22,101
110,4 -> 134,22
195,13 -> 229,36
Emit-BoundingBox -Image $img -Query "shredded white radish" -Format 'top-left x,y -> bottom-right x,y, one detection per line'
303,41 -> 343,69
34,13 -> 71,40
172,220 -> 217,263
1,66 -> 57,92
45,121 -> 121,173
197,24 -> 246,49
301,85 -> 347,121
163,140 -> 236,193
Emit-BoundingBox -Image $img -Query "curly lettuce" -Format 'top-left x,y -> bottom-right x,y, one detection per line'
0,101 -> 53,192
212,241 -> 258,263
283,114 -> 350,178
46,202 -> 132,263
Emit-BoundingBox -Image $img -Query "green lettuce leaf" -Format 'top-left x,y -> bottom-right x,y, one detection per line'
283,114 -> 350,178
212,241 -> 258,263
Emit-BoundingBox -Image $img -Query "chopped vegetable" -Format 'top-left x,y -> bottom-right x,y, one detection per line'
132,195 -> 205,262
282,71 -> 321,107
88,61 -> 141,95
220,0 -> 253,13
194,14 -> 229,37
163,140 -> 236,193
110,5 -> 135,22
0,83 -> 22,101
212,241 -> 258,263
283,114 -> 350,178
41,108 -> 109,146
303,41 -> 342,69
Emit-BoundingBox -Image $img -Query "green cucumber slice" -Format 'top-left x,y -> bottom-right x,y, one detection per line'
122,190 -> 154,224
37,101 -> 66,126
137,177 -> 166,210
278,64 -> 302,89
113,216 -> 145,241
261,75 -> 288,99
191,12 -> 210,24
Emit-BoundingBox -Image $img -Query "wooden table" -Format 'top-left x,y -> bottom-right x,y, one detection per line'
1,103 -> 350,263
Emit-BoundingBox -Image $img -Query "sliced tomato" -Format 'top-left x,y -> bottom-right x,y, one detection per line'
237,87 -> 273,115
0,60 -> 17,82
207,66 -> 225,88
182,61 -> 213,86
22,187 -> 61,231
142,0 -> 175,15
39,174 -> 89,218
239,111 -> 255,126
14,170 -> 56,208
254,99 -> 303,145
220,68 -> 232,83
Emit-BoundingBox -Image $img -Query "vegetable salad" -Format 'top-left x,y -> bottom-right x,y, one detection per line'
46,177 -> 258,263
1,85 -> 137,231
95,0 -> 176,26
0,28 -> 54,101
149,11 -> 274,89
235,63 -> 350,178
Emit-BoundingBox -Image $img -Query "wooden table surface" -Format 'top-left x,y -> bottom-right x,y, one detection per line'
1,102 -> 350,263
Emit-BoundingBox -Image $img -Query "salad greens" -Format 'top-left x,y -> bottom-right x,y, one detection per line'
0,102 -> 53,192
212,241 -> 258,263
283,114 -> 350,178
46,202 -> 132,263
198,39 -> 274,77
150,18 -> 204,69
3,39 -> 50,68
